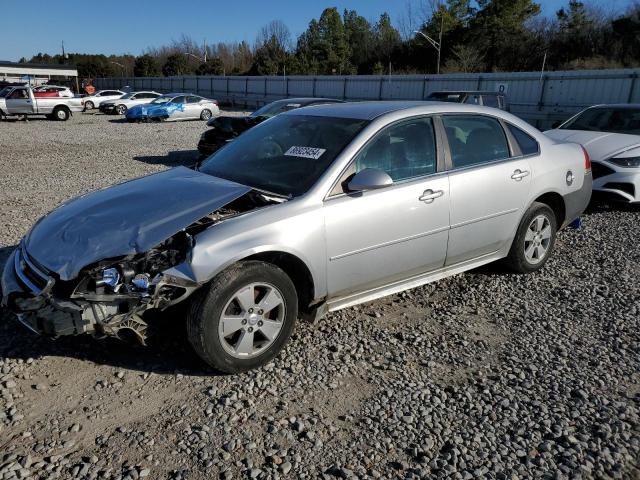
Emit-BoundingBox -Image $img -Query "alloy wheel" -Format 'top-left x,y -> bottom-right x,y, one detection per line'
217,282 -> 286,358
524,214 -> 552,265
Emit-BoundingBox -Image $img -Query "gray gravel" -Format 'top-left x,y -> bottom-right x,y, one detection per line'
1,113 -> 639,479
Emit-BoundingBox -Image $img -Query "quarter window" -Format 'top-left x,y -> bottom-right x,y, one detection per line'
482,95 -> 499,108
507,124 -> 540,156
354,117 -> 437,182
442,115 -> 510,168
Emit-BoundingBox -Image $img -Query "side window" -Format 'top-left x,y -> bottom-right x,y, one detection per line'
482,95 -> 499,108
442,115 -> 510,168
8,89 -> 28,99
463,94 -> 481,105
172,96 -> 186,104
507,124 -> 540,156
187,96 -> 201,104
353,117 -> 437,182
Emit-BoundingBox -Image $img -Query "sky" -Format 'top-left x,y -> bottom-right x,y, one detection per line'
0,0 -> 625,62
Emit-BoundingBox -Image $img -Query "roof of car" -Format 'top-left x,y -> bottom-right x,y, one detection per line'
285,100 -> 488,120
428,90 -> 505,95
583,104 -> 640,109
271,97 -> 343,104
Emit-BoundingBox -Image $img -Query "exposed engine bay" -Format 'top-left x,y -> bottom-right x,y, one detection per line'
8,190 -> 282,345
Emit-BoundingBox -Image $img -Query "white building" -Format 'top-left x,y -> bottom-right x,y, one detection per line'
0,61 -> 78,89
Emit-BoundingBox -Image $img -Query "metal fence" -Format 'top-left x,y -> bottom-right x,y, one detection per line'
95,69 -> 640,129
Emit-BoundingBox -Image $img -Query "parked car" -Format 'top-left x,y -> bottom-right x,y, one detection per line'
0,86 -> 83,120
1,102 -> 591,373
99,91 -> 162,115
126,93 -> 219,122
546,104 -> 640,203
198,97 -> 343,156
81,90 -> 125,110
426,91 -> 509,111
33,85 -> 74,98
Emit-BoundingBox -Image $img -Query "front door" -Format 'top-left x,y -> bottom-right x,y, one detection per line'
324,116 -> 450,298
441,114 -> 532,265
6,88 -> 34,114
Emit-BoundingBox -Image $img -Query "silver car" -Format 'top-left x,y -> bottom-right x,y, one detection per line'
1,102 -> 592,373
99,91 -> 161,115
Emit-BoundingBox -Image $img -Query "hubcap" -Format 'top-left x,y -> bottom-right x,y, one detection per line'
217,282 -> 285,359
524,214 -> 552,264
57,110 -> 65,119
202,110 -> 211,120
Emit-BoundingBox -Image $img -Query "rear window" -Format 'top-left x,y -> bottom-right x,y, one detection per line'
507,124 -> 539,156
442,115 -> 510,168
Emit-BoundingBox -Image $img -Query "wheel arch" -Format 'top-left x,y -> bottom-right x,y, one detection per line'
241,251 -> 316,315
531,191 -> 566,227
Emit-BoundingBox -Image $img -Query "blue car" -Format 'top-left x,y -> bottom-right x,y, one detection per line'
126,93 -> 219,122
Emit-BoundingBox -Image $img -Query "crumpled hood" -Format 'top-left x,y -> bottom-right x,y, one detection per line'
25,167 -> 251,280
545,129 -> 640,162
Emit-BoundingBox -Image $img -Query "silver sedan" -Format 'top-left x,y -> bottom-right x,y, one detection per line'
2,102 -> 592,373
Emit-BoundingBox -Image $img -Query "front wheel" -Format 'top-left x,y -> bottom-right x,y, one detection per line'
187,261 -> 298,373
115,104 -> 127,115
200,109 -> 212,121
504,202 -> 557,273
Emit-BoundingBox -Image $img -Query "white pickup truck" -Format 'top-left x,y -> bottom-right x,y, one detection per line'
0,86 -> 83,121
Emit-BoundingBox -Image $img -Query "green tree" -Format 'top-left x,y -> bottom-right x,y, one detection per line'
471,0 -> 541,70
374,13 -> 401,66
196,57 -> 224,75
162,53 -> 190,76
134,54 -> 160,77
343,10 -> 374,73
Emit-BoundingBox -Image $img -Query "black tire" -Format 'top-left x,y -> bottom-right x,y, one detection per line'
504,202 -> 557,273
200,109 -> 212,121
115,104 -> 127,115
187,261 -> 298,373
84,100 -> 94,111
52,107 -> 70,121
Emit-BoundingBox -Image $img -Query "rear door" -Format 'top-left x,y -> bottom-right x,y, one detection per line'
185,96 -> 203,119
5,88 -> 34,114
324,116 -> 450,298
442,114 -> 532,266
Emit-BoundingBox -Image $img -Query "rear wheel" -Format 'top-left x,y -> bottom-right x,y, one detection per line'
187,261 -> 298,373
505,202 -> 557,273
84,100 -> 94,111
52,107 -> 70,121
115,104 -> 127,115
200,109 -> 212,121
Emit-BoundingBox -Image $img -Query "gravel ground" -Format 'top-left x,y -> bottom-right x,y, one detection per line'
0,112 -> 639,480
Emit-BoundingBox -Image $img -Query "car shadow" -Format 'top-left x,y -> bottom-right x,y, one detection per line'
133,150 -> 200,168
583,194 -> 640,215
0,244 -> 216,377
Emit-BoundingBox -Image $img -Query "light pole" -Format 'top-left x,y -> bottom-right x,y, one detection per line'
110,61 -> 125,76
414,21 -> 443,74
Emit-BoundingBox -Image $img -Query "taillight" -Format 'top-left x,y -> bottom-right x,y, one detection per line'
582,146 -> 591,172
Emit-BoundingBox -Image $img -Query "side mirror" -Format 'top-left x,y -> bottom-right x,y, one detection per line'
551,120 -> 562,129
347,168 -> 393,192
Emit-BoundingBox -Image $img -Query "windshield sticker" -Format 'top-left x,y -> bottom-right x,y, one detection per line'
284,146 -> 327,160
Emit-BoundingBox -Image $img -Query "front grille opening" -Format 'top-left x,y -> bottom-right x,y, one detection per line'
591,162 -> 615,179
603,182 -> 635,197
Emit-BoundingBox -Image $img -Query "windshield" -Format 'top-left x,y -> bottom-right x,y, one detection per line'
250,100 -> 303,119
199,114 -> 369,196
0,87 -> 12,98
150,96 -> 173,104
561,107 -> 640,135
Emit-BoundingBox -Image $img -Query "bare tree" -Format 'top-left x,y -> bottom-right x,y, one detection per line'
257,20 -> 292,51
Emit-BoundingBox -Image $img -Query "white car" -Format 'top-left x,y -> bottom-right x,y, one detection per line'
546,104 -> 640,204
33,85 -> 74,98
98,91 -> 161,115
82,90 -> 125,110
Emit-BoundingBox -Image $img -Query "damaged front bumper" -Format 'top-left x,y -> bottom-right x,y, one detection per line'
1,246 -> 199,342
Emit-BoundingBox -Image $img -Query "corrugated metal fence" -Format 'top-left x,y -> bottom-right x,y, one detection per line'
95,69 -> 640,129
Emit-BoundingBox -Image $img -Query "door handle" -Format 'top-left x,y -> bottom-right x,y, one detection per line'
511,169 -> 530,181
419,189 -> 444,204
